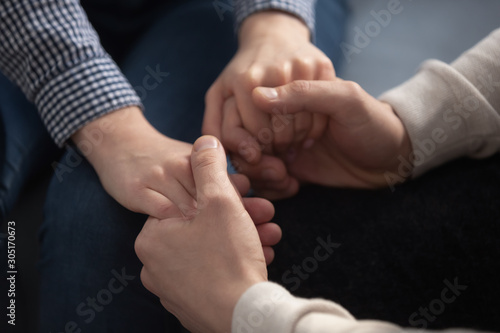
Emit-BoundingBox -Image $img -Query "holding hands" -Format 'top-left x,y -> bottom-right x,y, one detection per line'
203,10 -> 411,197
252,79 -> 412,189
203,11 -> 336,199
135,136 -> 279,333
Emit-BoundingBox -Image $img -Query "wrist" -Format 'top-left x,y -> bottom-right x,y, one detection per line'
71,106 -> 158,166
239,10 -> 310,47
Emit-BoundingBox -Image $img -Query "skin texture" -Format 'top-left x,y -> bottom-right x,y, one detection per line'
203,11 -> 335,198
134,81 -> 414,333
135,136 -> 274,333
71,107 -> 252,219
252,79 -> 413,189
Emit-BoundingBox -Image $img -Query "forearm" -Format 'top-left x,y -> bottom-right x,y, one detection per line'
70,106 -> 155,169
0,0 -> 142,147
380,28 -> 500,177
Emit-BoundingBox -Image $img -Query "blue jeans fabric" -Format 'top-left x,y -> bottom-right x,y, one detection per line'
38,1 -> 348,332
0,75 -> 61,221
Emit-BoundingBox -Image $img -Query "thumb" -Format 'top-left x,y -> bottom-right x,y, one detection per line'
252,79 -> 365,118
191,135 -> 239,209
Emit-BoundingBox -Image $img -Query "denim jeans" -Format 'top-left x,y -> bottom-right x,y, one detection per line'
36,1 -> 348,332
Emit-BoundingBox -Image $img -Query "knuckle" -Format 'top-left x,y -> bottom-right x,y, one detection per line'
150,165 -> 166,179
344,80 -> 364,99
288,80 -> 311,96
239,67 -> 262,89
139,268 -> 154,292
317,58 -> 334,72
209,191 -> 235,208
194,154 -> 220,172
204,85 -> 217,103
134,232 -> 149,259
316,58 -> 335,78
175,155 -> 190,170
293,57 -> 314,72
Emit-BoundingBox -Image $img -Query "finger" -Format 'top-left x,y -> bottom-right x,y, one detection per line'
242,197 -> 275,224
229,173 -> 251,197
304,58 -> 336,147
291,112 -> 312,146
234,66 -> 279,156
269,59 -> 314,155
135,189 -> 181,220
256,222 -> 282,246
202,82 -> 225,139
139,267 -> 157,295
230,154 -> 288,183
230,154 -> 299,200
252,177 -> 300,201
305,113 -> 328,146
221,97 -> 262,164
252,79 -> 365,119
135,216 -> 160,265
290,58 -> 315,144
263,246 -> 275,265
155,180 -> 197,218
191,135 -> 238,204
315,58 -> 336,81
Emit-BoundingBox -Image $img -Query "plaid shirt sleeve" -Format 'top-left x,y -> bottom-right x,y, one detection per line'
234,0 -> 317,35
0,0 -> 143,147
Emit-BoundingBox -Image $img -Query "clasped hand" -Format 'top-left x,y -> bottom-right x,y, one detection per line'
214,78 -> 413,198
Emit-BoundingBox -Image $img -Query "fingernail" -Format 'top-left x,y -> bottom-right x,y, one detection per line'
258,87 -> 278,100
262,168 -> 280,181
194,136 -> 219,152
303,139 -> 314,149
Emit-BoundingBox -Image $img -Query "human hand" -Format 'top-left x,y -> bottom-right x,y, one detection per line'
71,107 -> 251,219
252,79 -> 412,188
135,136 -> 277,333
203,11 -> 334,165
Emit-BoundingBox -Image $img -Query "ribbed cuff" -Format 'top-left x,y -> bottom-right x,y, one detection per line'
232,281 -> 354,333
380,59 -> 499,177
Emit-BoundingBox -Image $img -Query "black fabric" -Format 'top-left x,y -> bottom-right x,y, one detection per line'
268,154 -> 500,332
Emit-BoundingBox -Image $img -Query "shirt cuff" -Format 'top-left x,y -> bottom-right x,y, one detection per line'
34,56 -> 143,147
232,281 -> 354,333
234,0 -> 316,38
379,59 -> 500,178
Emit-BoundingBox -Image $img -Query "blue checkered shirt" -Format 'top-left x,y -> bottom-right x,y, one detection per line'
0,0 -> 315,146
